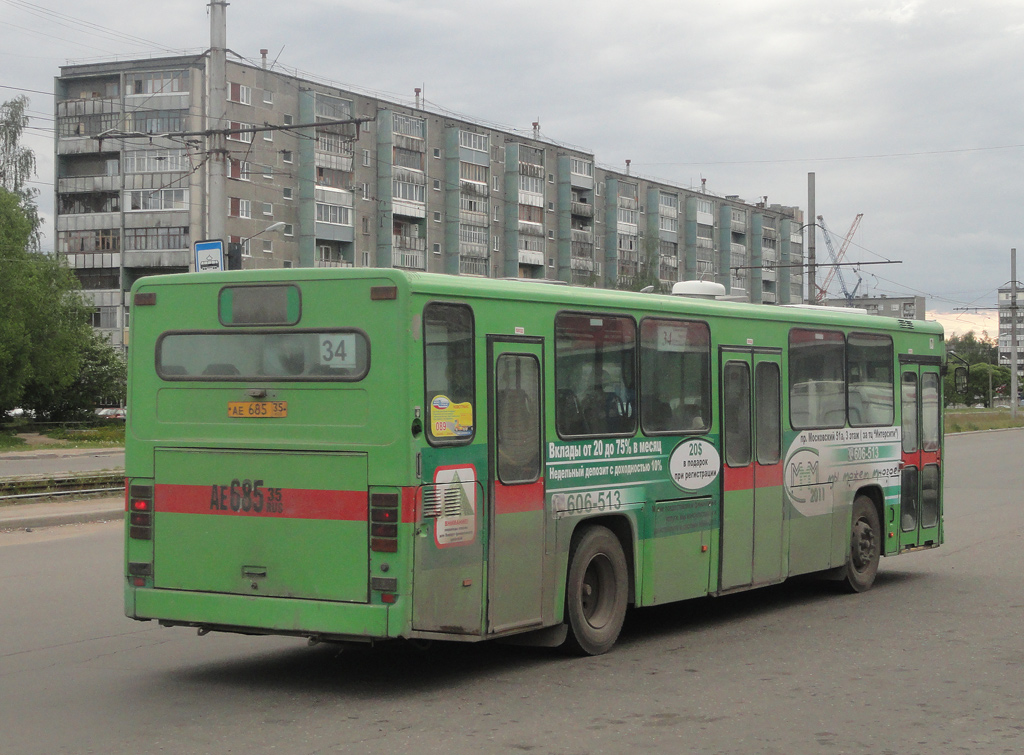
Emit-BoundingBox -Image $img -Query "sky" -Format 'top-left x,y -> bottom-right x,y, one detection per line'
2,0 -> 1018,336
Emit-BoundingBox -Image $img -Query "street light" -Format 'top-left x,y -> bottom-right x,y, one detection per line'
228,222 -> 287,270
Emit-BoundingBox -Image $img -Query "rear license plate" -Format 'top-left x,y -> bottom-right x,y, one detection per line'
227,401 -> 288,418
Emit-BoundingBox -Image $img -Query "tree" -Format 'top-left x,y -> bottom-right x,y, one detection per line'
946,330 -> 997,366
21,330 -> 126,421
1,101 -> 107,420
1,96 -> 41,249
618,234 -> 665,293
946,362 -> 1011,408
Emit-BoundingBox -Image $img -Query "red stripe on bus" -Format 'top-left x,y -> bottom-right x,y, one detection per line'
755,462 -> 784,488
723,465 -> 754,491
401,487 -> 418,523
494,479 -> 545,515
155,484 -> 367,521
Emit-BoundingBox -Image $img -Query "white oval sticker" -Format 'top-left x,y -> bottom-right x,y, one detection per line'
669,439 -> 721,491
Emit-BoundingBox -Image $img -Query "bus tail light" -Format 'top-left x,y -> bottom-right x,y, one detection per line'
129,484 -> 154,540
369,492 -> 399,553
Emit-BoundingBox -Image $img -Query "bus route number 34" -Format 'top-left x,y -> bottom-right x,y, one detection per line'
209,479 -> 284,514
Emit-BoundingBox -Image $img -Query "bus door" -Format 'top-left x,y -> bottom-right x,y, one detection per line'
898,359 -> 943,551
486,337 -> 546,634
719,347 -> 785,591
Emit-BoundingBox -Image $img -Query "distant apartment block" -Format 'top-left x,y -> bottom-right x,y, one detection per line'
823,294 -> 927,320
997,286 -> 1023,375
54,56 -> 805,347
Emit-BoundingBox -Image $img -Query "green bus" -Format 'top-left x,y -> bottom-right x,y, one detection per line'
124,269 -> 946,655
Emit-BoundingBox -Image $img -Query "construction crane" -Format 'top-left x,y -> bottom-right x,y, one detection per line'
816,213 -> 864,304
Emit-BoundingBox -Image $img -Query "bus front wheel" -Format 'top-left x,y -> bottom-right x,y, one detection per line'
564,525 -> 628,656
842,495 -> 881,593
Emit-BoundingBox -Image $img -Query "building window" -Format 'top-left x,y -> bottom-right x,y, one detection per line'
433,179 -> 441,191
227,122 -> 253,143
129,70 -> 188,95
262,165 -> 273,180
459,131 -> 488,152
433,243 -> 441,254
433,148 -> 441,159
263,89 -> 273,105
492,175 -> 501,193
362,217 -> 370,235
126,188 -> 188,211
229,197 -> 251,219
283,224 -> 294,236
393,180 -> 425,203
361,182 -> 370,200
283,187 -> 293,200
263,128 -> 273,142
283,115 -> 293,126
262,203 -> 273,217
228,159 -> 250,181
570,157 -> 593,177
433,212 -> 442,222
363,149 -> 371,167
548,230 -> 554,239
123,149 -> 188,173
228,83 -> 251,105
263,239 -> 273,253
281,150 -> 293,164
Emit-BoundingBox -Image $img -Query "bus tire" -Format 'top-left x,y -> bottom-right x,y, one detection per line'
842,495 -> 881,593
564,525 -> 628,656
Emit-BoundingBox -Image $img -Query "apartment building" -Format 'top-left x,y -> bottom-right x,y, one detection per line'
54,56 -> 804,347
997,286 -> 1023,376
823,294 -> 927,320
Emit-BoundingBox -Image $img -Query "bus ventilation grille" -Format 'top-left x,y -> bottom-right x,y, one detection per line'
420,485 -> 465,519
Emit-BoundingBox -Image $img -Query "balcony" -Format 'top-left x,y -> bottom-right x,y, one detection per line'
571,255 -> 594,271
392,250 -> 426,270
315,258 -> 353,268
571,201 -> 594,218
518,220 -> 544,236
460,210 -> 488,227
518,250 -> 544,267
460,180 -> 489,197
394,235 -> 427,252
571,228 -> 593,243
459,255 -> 489,276
762,290 -> 777,304
697,236 -> 713,251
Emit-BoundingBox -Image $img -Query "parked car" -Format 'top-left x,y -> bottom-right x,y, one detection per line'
95,407 -> 126,420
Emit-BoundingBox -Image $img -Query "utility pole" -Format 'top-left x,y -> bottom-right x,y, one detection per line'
208,0 -> 228,251
1012,248 -> 1018,419
806,172 -> 816,304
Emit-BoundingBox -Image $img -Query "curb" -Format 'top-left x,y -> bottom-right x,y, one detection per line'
1,508 -> 124,531
0,497 -> 124,532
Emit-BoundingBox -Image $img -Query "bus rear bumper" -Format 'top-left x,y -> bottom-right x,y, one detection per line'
132,588 -> 393,641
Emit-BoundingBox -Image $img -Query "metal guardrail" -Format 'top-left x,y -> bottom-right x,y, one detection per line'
0,471 -> 125,502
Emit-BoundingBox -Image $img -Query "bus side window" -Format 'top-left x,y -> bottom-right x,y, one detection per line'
555,312 -> 637,437
639,318 -> 710,434
847,333 -> 894,427
789,328 -> 846,430
423,302 -> 475,445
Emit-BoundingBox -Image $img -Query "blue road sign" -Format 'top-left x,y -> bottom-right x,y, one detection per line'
194,239 -> 224,272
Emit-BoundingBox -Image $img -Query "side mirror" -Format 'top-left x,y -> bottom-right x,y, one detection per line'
954,366 -> 968,394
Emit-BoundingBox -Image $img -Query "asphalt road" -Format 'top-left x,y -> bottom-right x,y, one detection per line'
0,430 -> 1020,755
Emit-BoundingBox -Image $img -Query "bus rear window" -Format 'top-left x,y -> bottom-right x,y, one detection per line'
156,330 -> 369,381
219,285 -> 300,326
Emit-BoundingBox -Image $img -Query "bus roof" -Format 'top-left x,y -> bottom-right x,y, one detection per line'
133,268 -> 944,338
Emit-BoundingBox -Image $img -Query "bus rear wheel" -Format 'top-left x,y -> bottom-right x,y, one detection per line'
842,495 -> 881,593
564,525 -> 628,656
